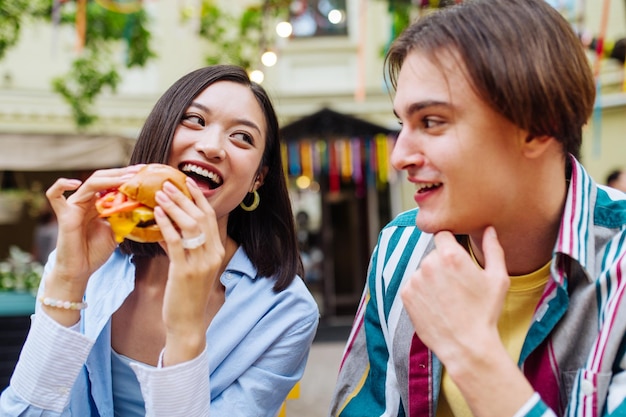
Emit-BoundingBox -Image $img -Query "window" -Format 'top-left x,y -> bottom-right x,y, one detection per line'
289,0 -> 348,37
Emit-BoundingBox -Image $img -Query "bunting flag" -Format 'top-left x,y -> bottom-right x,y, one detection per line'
282,135 -> 397,193
375,134 -> 389,188
355,0 -> 367,102
340,139 -> 352,181
300,140 -> 314,180
288,141 -> 301,177
281,142 -> 289,183
76,0 -> 87,51
591,0 -> 612,157
329,140 -> 340,193
94,0 -> 144,13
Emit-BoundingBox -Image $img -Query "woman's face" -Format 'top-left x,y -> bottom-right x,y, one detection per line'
169,81 -> 268,221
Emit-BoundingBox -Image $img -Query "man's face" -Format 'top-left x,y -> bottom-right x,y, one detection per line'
390,50 -> 530,235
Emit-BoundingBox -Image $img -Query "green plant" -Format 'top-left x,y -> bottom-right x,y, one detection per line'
0,246 -> 44,295
0,0 -> 156,129
0,181 -> 48,221
195,0 -> 290,71
0,0 -> 50,61
52,48 -> 121,128
52,1 -> 155,129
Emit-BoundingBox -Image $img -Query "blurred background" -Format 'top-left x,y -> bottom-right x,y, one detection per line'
0,1 -> 625,413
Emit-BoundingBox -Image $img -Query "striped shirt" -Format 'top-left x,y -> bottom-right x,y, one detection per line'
330,157 -> 626,417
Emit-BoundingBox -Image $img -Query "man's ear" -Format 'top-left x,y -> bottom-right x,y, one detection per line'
523,134 -> 556,159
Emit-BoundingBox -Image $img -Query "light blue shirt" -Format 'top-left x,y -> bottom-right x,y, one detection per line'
111,349 -> 145,417
0,246 -> 320,416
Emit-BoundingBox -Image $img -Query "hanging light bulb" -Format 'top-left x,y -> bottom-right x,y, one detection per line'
261,50 -> 278,67
276,21 -> 293,38
327,9 -> 344,24
296,175 -> 311,189
249,69 -> 265,84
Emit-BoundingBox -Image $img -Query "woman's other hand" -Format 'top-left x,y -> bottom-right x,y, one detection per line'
155,177 -> 226,365
42,165 -> 144,324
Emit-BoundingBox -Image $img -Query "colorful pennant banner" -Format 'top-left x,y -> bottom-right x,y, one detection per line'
281,134 -> 397,192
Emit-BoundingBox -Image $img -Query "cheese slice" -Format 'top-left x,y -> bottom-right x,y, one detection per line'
108,206 -> 154,243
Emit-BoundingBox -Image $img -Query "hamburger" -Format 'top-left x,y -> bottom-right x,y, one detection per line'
95,164 -> 192,243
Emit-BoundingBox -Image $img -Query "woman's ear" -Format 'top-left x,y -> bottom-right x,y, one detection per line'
253,166 -> 269,191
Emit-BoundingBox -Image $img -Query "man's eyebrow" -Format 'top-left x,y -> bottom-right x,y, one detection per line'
188,101 -> 262,135
409,100 -> 449,114
394,100 -> 449,119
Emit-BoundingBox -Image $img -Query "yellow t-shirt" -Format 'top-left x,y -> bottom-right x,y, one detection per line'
436,244 -> 551,417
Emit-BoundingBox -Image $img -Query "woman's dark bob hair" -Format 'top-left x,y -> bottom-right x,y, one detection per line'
385,0 -> 595,159
120,65 -> 303,291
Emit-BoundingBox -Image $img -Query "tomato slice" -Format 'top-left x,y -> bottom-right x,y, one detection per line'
96,191 -> 142,217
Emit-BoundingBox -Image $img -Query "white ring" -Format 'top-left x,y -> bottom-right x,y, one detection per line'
181,232 -> 206,250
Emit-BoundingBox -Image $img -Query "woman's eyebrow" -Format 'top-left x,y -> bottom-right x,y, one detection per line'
188,101 -> 262,135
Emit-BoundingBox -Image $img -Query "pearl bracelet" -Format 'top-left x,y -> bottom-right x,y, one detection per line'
39,296 -> 88,310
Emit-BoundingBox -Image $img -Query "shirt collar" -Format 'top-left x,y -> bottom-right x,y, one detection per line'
554,155 -> 596,279
223,245 -> 258,280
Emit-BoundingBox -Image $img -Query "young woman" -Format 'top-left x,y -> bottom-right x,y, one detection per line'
0,65 -> 319,417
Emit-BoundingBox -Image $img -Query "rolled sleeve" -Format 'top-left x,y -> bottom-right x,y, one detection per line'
131,348 -> 210,417
10,311 -> 94,412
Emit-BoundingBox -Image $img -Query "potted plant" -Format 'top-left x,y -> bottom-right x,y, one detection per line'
0,246 -> 43,316
0,189 -> 28,225
0,180 -> 48,225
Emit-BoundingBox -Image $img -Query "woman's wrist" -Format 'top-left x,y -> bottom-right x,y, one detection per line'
163,332 -> 206,367
41,272 -> 88,327
45,268 -> 89,299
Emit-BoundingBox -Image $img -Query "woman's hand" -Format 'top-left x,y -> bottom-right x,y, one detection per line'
154,178 -> 226,365
42,166 -> 145,324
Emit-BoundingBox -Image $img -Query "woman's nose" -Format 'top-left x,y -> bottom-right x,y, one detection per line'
194,130 -> 226,160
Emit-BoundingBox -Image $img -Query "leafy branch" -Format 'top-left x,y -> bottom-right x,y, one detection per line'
0,0 -> 454,128
0,0 -> 155,129
52,48 -> 120,127
195,0 -> 291,71
0,0 -> 50,61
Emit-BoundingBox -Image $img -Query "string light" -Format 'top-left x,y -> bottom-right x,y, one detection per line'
328,9 -> 344,24
296,175 -> 311,189
261,50 -> 278,67
276,21 -> 293,38
249,69 -> 265,84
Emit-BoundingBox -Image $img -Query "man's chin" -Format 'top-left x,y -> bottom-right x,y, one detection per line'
415,214 -> 449,235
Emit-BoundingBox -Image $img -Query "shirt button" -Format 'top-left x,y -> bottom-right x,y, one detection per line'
581,379 -> 595,396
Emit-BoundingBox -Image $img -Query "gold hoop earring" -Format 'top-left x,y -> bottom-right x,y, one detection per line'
240,190 -> 260,211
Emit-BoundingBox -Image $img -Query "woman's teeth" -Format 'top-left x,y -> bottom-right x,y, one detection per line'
181,163 -> 223,186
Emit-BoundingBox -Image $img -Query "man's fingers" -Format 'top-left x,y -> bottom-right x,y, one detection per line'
432,230 -> 457,248
482,226 -> 507,277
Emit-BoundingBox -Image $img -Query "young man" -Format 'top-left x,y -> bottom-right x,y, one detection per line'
606,168 -> 626,192
329,1 -> 626,416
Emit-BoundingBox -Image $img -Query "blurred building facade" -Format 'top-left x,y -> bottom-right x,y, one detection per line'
0,0 -> 625,319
